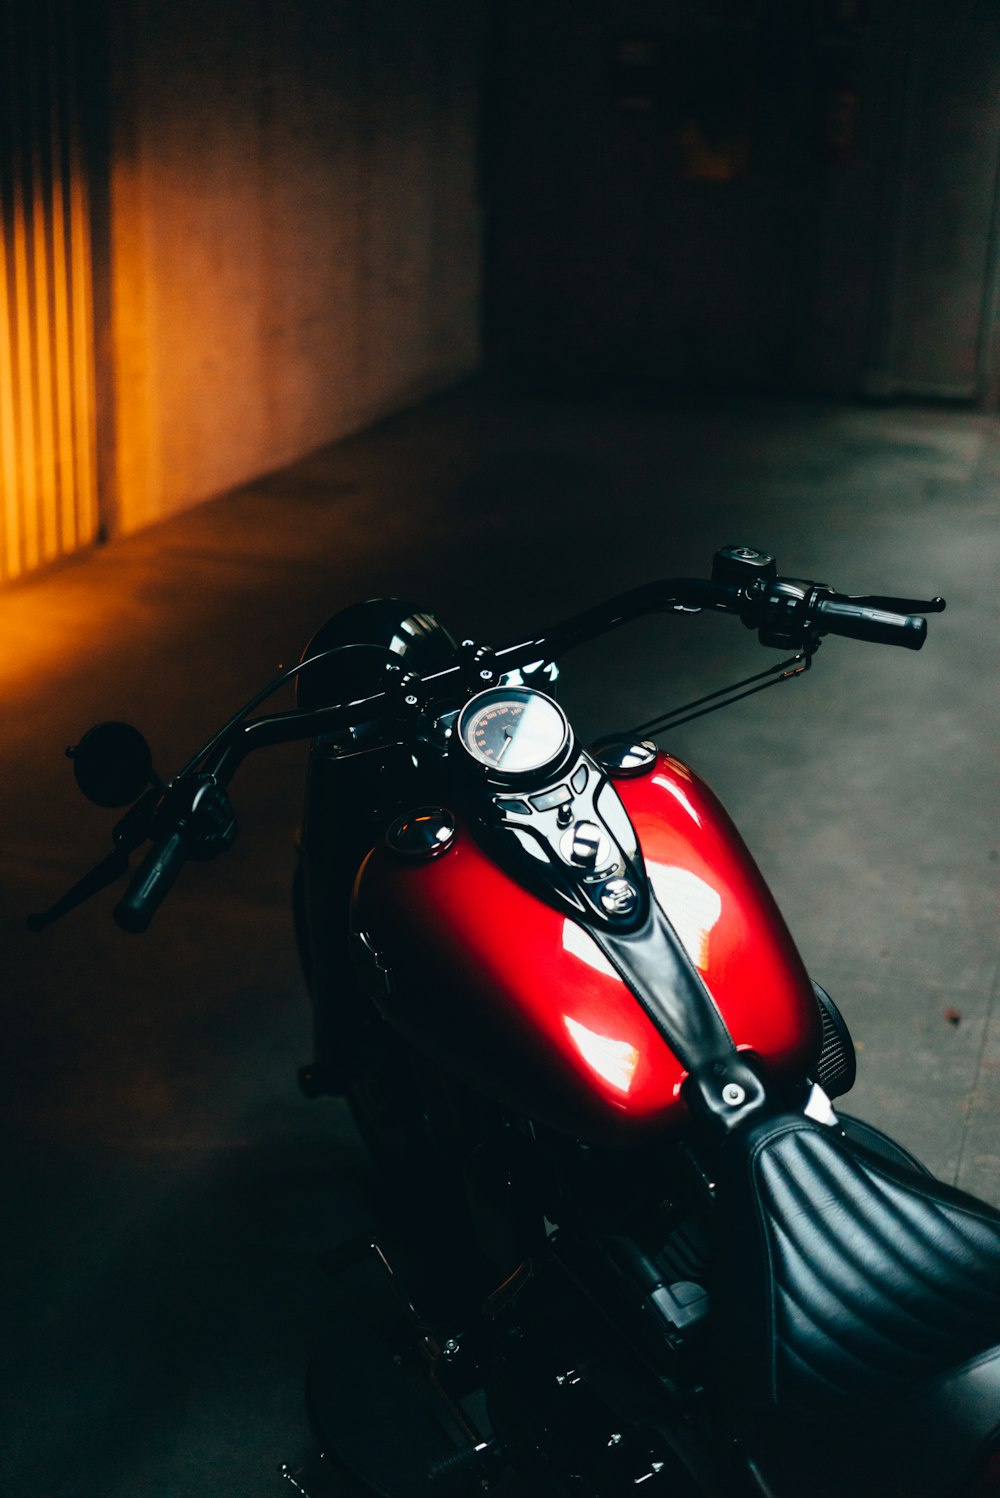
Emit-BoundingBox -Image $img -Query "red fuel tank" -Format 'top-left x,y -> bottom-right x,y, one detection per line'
351,753 -> 820,1144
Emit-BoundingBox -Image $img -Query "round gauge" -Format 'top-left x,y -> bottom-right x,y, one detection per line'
458,687 -> 570,777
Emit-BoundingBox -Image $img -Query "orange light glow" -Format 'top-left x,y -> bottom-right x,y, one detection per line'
564,1015 -> 641,1094
1,13 -> 98,585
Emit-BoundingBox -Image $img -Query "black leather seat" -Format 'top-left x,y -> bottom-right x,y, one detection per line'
711,1114 -> 1000,1497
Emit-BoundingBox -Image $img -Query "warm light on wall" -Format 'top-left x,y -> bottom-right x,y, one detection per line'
0,2 -> 99,584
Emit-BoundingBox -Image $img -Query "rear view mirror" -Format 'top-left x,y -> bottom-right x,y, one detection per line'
68,721 -> 155,808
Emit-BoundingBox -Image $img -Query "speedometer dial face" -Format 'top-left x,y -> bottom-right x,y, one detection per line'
459,688 -> 569,776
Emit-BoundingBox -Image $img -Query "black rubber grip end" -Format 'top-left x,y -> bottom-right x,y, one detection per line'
815,598 -> 927,650
113,831 -> 187,933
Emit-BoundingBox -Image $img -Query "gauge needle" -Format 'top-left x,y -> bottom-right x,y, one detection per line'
496,730 -> 513,763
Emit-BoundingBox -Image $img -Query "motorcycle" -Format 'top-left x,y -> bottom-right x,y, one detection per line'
30,544 -> 1000,1498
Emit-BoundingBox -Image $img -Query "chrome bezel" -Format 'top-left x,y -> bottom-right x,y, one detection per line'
457,687 -> 572,780
590,737 -> 658,778
385,806 -> 457,860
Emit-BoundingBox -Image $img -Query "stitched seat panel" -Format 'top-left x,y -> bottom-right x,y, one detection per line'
715,1117 -> 1000,1414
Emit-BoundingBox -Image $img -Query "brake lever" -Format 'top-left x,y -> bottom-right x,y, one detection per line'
27,847 -> 131,930
844,594 -> 946,614
26,787 -> 161,931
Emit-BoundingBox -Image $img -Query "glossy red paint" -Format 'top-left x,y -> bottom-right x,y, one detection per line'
351,753 -> 819,1143
353,831 -> 678,1142
616,754 -> 819,1080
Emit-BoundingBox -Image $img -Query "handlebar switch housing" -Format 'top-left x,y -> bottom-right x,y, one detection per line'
170,776 -> 238,861
749,578 -> 825,651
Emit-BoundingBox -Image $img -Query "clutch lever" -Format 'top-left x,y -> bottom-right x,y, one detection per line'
26,787 -> 160,931
27,848 -> 131,931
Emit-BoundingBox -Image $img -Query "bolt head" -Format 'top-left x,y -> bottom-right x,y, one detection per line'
600,878 -> 638,916
722,1082 -> 746,1107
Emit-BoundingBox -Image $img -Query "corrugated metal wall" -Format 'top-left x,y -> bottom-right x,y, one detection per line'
0,0 -> 98,584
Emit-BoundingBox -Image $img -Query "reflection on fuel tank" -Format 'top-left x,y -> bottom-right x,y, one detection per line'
646,863 -> 722,972
563,1015 -> 640,1095
651,772 -> 702,827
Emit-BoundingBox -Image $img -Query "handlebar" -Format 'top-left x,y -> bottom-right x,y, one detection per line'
745,575 -> 942,653
112,776 -> 237,933
34,548 -> 945,933
811,595 -> 929,649
114,831 -> 187,933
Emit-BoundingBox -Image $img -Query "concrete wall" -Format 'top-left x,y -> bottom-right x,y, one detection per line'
483,0 -> 1000,400
862,0 -> 1000,400
106,0 -> 484,535
483,0 -> 838,392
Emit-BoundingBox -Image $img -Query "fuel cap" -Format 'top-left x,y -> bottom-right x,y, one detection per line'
386,806 -> 456,860
591,738 -> 657,778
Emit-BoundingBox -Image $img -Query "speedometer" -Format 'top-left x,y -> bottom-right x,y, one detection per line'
458,687 -> 571,777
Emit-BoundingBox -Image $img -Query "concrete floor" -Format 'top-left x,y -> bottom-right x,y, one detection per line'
1,380 -> 998,1496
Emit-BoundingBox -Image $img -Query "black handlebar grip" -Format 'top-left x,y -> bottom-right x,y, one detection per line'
813,597 -> 927,650
113,830 -> 187,933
